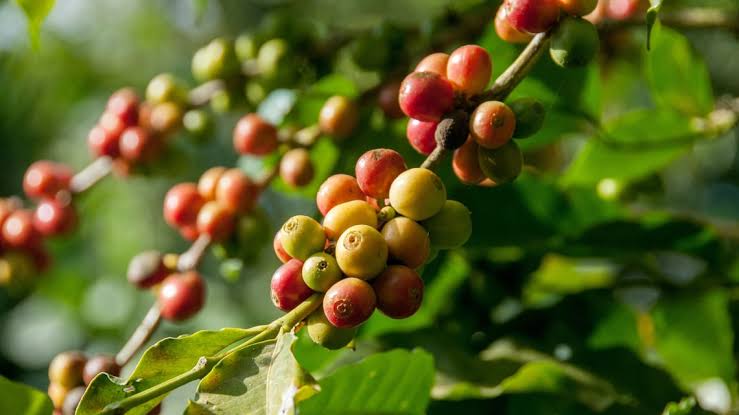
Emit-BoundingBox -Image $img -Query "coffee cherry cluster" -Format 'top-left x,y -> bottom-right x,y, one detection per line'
271,149 -> 472,349
47,351 -> 120,414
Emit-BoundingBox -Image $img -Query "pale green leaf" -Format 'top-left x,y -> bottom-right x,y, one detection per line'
0,376 -> 54,415
523,254 -> 617,307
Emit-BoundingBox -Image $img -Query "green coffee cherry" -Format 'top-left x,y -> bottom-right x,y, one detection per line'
209,89 -> 232,113
191,37 -> 240,82
280,215 -> 326,261
509,98 -> 546,139
145,73 -> 188,105
235,33 -> 259,61
550,17 -> 600,68
422,200 -> 472,249
245,81 -> 267,105
183,109 -> 213,138
478,140 -> 523,185
306,309 -> 357,350
257,38 -> 289,80
302,252 -> 342,292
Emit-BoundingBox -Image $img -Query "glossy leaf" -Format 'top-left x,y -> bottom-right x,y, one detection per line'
0,376 -> 53,415
524,254 -> 617,307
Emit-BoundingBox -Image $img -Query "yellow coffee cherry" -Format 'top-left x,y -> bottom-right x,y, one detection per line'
381,217 -> 430,269
389,168 -> 446,221
335,225 -> 388,279
322,200 -> 378,240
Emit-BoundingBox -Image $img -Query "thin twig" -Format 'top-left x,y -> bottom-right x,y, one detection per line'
177,234 -> 212,272
420,147 -> 447,171
115,304 -> 162,367
70,156 -> 113,194
188,80 -> 227,107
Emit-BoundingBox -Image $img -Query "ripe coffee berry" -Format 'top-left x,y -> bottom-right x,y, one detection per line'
163,183 -> 205,229
606,0 -> 644,20
233,114 -> 278,156
495,5 -> 534,44
23,161 -> 72,200
215,169 -> 257,214
355,149 -> 407,199
271,259 -> 312,311
377,81 -> 404,119
302,252 -> 342,292
88,125 -> 121,158
2,210 -> 40,249
198,167 -> 227,201
414,53 -> 449,76
509,98 -> 546,138
470,101 -> 516,149
106,88 -> 139,126
33,199 -> 77,236
319,96 -> 359,139
504,0 -> 560,34
127,250 -> 169,289
196,201 -> 235,241
435,110 -> 470,150
446,45 -> 492,96
336,224 -> 388,279
316,174 -> 365,216
406,119 -> 438,156
478,140 -> 523,184
550,16 -> 600,68
273,231 -> 293,263
280,148 -> 315,188
323,277 -> 376,328
453,139 -> 486,184
399,72 -> 454,122
82,355 -> 120,385
306,309 -> 357,350
381,217 -> 430,269
559,0 -> 598,16
373,265 -> 424,319
119,127 -> 159,163
323,200 -> 378,241
389,168 -> 446,221
158,271 -> 206,321
422,200 -> 473,249
48,351 -> 86,388
62,386 -> 86,415
280,215 -> 326,261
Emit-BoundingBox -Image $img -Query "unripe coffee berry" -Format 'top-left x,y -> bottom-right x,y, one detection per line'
470,101 -> 516,149
446,45 -> 492,96
406,119 -> 438,156
280,215 -> 326,261
414,53 -> 449,77
106,88 -> 139,126
235,33 -> 258,61
0,251 -> 36,289
82,355 -> 120,385
355,149 -> 407,199
495,5 -> 534,44
478,140 -> 523,184
323,200 -> 378,241
2,210 -> 40,249
87,125 -> 121,158
335,224 -> 388,279
146,73 -> 187,105
215,168 -> 257,214
48,383 -> 70,410
389,168 -> 446,221
302,252 -> 342,292
48,351 -> 86,388
319,96 -> 359,139
158,271 -> 206,321
306,309 -> 357,350
273,231 -> 293,263
196,201 -> 235,241
23,161 -> 72,200
436,110 -> 470,150
33,199 -> 77,237
373,265 -> 424,319
504,0 -> 560,34
62,386 -> 86,415
257,38 -> 290,80
233,114 -> 279,156
191,37 -> 239,82
280,148 -> 315,188
163,183 -> 205,228
377,81 -> 404,119
422,200 -> 472,249
149,102 -> 183,136
120,127 -> 160,163
127,250 -> 169,289
271,259 -> 313,311
559,0 -> 598,16
550,16 -> 600,68
323,277 -> 376,328
453,139 -> 485,184
509,98 -> 546,138
183,109 -> 213,138
381,217 -> 430,269
198,167 -> 227,201
316,174 -> 365,216
399,71 -> 454,122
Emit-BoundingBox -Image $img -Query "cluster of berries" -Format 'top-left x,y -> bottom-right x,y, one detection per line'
47,351 -> 121,415
271,149 -> 472,349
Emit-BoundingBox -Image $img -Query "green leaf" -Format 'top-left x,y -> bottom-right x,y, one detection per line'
187,333 -> 302,415
647,23 -> 714,115
77,328 -> 254,415
14,0 -> 55,49
662,397 -> 697,415
0,376 -> 53,415
646,0 -> 664,50
298,349 -> 434,415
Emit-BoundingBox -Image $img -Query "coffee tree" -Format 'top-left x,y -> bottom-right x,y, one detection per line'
1,0 -> 739,414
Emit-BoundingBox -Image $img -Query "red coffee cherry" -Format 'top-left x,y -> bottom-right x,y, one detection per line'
48,351 -> 86,388
215,169 -> 257,214
82,355 -> 120,385
87,125 -> 121,158
158,271 -> 206,321
127,250 -> 169,289
33,199 -> 77,237
2,210 -> 40,249
398,72 -> 454,122
179,224 -> 200,242
377,81 -> 404,119
495,5 -> 534,43
606,0 -> 644,20
98,111 -> 127,140
23,161 -> 73,200
504,0 -> 560,34
381,217 -> 430,269
233,113 -> 278,156
280,148 -> 315,188
271,258 -> 312,311
196,201 -> 235,241
355,149 -> 407,199
406,119 -> 438,156
559,0 -> 598,16
414,53 -> 449,77
316,174 -> 365,216
29,245 -> 51,272
319,96 -> 359,139
119,127 -> 160,163
106,88 -> 139,126
163,183 -> 205,229
323,277 -> 376,328
453,139 -> 485,184
273,231 -> 293,263
198,167 -> 227,201
446,45 -> 492,96
62,386 -> 86,415
373,265 -> 424,319
470,101 -> 516,149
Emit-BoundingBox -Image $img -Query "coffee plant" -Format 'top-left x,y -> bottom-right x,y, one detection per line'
1,0 -> 739,414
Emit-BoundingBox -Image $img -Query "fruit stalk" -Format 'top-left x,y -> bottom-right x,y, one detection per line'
114,304 -> 161,367
69,156 -> 114,194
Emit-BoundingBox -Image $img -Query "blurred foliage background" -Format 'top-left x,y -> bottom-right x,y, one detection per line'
0,0 -> 738,414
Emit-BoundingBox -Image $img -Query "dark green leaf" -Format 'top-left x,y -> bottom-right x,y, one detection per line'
14,0 -> 55,48
0,376 -> 53,415
523,254 -> 617,307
